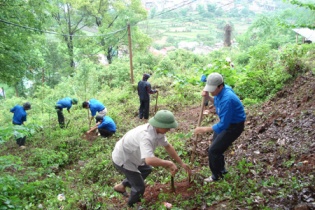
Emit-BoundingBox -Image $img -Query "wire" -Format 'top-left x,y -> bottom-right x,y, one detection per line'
139,1 -> 236,29
0,1 -> 247,39
76,29 -> 128,57
152,0 -> 198,18
0,18 -> 127,38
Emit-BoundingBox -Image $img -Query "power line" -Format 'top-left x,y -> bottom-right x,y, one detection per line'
160,0 -> 196,12
139,1 -> 254,38
0,18 -> 127,38
152,0 -> 198,18
140,0 -> 259,32
0,1 -> 250,40
140,1 -> 235,29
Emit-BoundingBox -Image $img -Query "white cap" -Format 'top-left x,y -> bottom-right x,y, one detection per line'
203,73 -> 224,92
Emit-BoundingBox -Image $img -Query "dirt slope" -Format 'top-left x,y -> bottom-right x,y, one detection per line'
176,71 -> 315,209
112,72 -> 315,209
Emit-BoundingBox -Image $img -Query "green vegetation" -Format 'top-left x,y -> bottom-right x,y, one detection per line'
1,0 -> 315,209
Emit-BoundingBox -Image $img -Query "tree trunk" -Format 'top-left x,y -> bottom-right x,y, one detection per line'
224,24 -> 232,47
107,46 -> 113,64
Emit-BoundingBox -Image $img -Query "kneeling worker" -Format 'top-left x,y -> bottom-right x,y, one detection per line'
86,115 -> 116,137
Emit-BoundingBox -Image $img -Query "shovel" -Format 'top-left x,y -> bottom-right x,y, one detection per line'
170,175 -> 175,193
154,91 -> 159,113
65,120 -> 71,128
190,97 -> 205,163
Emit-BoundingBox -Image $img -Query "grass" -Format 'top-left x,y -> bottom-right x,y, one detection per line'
1,37 -> 315,210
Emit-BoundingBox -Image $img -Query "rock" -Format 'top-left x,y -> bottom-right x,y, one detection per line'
293,204 -> 310,210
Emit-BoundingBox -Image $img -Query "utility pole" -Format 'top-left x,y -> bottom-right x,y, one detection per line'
127,23 -> 134,84
42,68 -> 45,84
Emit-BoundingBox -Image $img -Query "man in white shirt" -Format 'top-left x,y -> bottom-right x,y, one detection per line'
0,87 -> 5,99
112,110 -> 191,207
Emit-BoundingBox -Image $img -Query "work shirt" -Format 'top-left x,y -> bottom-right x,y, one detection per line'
112,124 -> 169,173
137,80 -> 156,101
10,105 -> 27,125
89,99 -> 105,117
98,116 -> 116,132
212,85 -> 246,134
56,97 -> 73,110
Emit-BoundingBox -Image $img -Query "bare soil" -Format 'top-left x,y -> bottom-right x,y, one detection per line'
112,71 -> 315,209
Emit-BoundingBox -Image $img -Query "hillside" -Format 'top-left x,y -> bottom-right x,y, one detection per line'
120,71 -> 315,209
1,71 -> 314,209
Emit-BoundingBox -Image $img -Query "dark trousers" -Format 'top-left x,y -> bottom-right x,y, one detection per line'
13,123 -> 26,146
98,128 -> 115,137
55,107 -> 65,128
16,136 -> 26,146
208,122 -> 244,180
139,99 -> 150,119
113,162 -> 152,207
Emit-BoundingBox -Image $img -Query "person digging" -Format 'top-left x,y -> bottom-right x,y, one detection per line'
10,102 -> 31,149
112,110 -> 191,208
55,97 -> 78,128
86,115 -> 116,138
82,98 -> 107,124
137,73 -> 158,121
194,73 -> 246,182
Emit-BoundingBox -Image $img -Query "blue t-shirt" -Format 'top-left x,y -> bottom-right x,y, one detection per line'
56,97 -> 73,110
98,116 -> 116,132
212,85 -> 246,134
10,105 -> 27,125
89,99 -> 105,117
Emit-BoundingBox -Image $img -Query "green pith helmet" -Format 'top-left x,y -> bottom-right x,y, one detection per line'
149,110 -> 178,129
72,98 -> 78,104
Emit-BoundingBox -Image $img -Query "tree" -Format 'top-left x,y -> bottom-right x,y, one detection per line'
236,14 -> 295,50
197,4 -> 206,15
207,4 -> 216,13
50,0 -> 95,71
87,0 -> 151,64
150,7 -> 157,19
282,0 -> 315,29
0,0 -> 48,95
224,24 -> 232,47
179,8 -> 189,16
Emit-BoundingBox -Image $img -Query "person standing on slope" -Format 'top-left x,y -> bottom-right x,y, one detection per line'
194,72 -> 246,182
137,73 -> 158,121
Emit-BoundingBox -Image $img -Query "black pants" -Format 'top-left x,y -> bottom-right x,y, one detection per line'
139,99 -> 150,119
55,106 -> 65,128
113,162 -> 152,207
16,136 -> 26,146
208,122 -> 244,180
98,128 -> 115,137
13,123 -> 26,146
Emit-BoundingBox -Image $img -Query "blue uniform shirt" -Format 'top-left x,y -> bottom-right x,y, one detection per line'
56,97 -> 73,110
212,85 -> 246,134
98,116 -> 116,132
89,99 -> 105,117
10,105 -> 27,125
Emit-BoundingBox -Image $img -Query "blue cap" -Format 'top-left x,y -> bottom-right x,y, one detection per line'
200,74 -> 207,82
